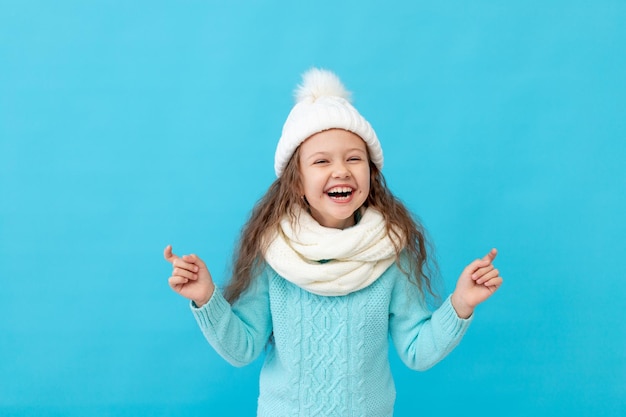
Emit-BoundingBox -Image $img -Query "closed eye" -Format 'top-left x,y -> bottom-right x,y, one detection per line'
314,159 -> 329,164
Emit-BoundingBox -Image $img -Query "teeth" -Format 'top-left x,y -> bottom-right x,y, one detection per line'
327,186 -> 353,200
327,186 -> 353,194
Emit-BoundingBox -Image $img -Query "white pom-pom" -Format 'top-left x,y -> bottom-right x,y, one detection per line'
295,68 -> 352,103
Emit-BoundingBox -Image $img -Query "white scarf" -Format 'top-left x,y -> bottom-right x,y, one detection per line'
263,207 -> 400,296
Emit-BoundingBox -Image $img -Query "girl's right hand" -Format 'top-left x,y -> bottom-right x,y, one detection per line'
164,245 -> 215,307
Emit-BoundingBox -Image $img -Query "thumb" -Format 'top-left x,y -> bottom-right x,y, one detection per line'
482,248 -> 498,263
163,245 -> 179,264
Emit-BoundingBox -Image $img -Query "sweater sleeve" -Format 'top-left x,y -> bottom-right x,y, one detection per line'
389,271 -> 472,371
190,268 -> 272,367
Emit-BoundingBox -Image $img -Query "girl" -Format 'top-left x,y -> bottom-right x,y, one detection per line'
164,68 -> 503,417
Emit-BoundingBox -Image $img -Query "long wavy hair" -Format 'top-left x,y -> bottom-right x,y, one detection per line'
223,146 -> 439,304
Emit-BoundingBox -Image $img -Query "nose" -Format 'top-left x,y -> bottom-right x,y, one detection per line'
332,162 -> 351,178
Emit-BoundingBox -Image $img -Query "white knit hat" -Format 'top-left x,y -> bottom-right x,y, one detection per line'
274,68 -> 383,177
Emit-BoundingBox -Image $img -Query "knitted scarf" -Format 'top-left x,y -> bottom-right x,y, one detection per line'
263,207 -> 400,296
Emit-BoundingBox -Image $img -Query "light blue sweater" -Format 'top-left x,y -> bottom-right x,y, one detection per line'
191,263 -> 472,416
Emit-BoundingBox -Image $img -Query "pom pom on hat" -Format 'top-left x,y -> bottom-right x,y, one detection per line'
295,68 -> 351,103
274,68 -> 383,177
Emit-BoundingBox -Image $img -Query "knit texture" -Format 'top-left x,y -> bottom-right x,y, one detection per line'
191,262 -> 472,417
263,207 -> 399,296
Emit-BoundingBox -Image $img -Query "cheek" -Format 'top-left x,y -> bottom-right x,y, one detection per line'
359,169 -> 371,193
301,172 -> 324,193
300,180 -> 317,200
358,186 -> 370,200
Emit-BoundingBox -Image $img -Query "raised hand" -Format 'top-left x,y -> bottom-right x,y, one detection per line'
164,245 -> 215,307
451,248 -> 503,319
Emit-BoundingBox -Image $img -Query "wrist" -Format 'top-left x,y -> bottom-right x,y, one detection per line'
193,284 -> 215,308
451,292 -> 474,319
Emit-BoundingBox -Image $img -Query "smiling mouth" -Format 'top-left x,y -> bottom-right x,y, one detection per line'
327,186 -> 354,200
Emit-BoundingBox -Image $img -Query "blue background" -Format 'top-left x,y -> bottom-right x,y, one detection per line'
1,1 -> 625,416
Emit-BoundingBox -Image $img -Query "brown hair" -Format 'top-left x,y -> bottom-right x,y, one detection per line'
223,146 -> 439,303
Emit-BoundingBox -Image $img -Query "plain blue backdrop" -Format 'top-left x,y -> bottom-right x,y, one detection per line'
1,1 -> 625,416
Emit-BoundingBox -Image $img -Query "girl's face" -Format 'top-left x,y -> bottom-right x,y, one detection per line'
298,128 -> 370,229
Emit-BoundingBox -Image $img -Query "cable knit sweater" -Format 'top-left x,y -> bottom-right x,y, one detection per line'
191,261 -> 472,417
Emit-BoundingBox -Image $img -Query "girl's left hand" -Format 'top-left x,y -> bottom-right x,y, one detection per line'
451,248 -> 503,319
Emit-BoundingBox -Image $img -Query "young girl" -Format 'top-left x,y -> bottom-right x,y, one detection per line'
164,68 -> 503,417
